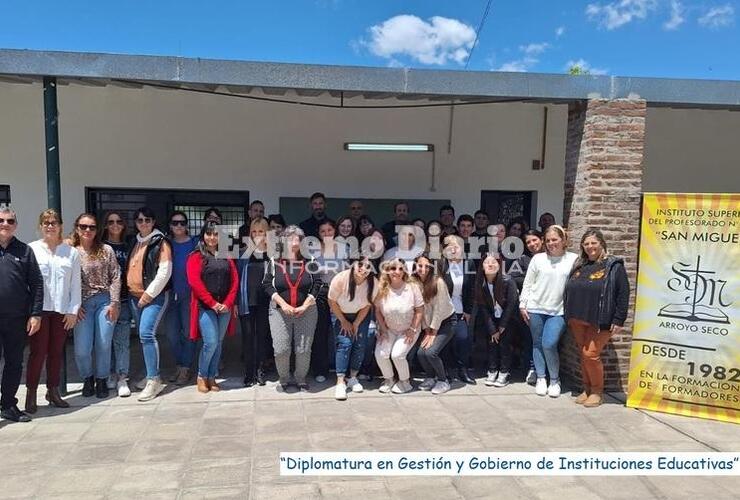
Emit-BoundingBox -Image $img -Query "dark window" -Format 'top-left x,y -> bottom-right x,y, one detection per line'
0,185 -> 10,205
480,190 -> 536,227
86,187 -> 249,237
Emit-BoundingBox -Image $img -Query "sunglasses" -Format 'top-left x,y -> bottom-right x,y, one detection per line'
0,217 -> 16,225
170,220 -> 188,227
106,219 -> 124,226
136,217 -> 153,224
42,221 -> 59,227
387,266 -> 403,272
77,224 -> 97,231
357,262 -> 373,270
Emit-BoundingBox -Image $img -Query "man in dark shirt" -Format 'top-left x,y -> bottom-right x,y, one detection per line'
473,209 -> 489,238
238,200 -> 266,245
299,192 -> 329,238
381,201 -> 410,246
440,204 -> 456,235
0,207 -> 43,423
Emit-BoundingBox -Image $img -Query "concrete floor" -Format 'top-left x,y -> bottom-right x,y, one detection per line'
1,336 -> 738,499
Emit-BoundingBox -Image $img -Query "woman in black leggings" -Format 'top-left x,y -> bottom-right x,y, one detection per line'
413,253 -> 456,395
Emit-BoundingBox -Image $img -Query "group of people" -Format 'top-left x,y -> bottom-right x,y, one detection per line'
0,193 -> 630,424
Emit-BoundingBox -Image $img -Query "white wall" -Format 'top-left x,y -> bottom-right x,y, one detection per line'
2,81 -> 570,241
644,107 -> 740,193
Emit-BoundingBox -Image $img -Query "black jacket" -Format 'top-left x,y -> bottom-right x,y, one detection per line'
126,233 -> 172,295
0,237 -> 44,318
440,259 -> 476,315
564,255 -> 630,327
476,274 -> 519,335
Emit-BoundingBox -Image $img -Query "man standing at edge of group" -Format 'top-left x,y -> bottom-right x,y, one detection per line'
381,201 -> 410,247
299,192 -> 329,239
0,206 -> 43,423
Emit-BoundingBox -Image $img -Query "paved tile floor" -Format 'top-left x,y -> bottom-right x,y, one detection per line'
1,338 -> 738,499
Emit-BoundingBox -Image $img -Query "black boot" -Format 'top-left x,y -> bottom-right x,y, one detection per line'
82,376 -> 95,397
243,375 -> 255,388
95,378 -> 109,399
256,367 -> 267,386
459,368 -> 477,385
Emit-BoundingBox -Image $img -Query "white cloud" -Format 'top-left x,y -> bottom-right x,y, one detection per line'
497,58 -> 538,72
555,26 -> 566,37
520,42 -> 551,55
698,4 -> 735,29
496,42 -> 551,72
586,0 -> 658,30
364,15 -> 476,65
565,59 -> 609,75
663,0 -> 685,30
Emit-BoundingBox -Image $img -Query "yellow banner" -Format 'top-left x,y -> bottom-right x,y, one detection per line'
627,193 -> 739,424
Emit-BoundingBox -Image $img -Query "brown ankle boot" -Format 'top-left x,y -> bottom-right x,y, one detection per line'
46,387 -> 70,408
25,387 -> 38,414
208,379 -> 221,392
196,376 -> 210,393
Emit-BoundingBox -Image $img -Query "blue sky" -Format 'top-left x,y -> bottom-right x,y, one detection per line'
1,1 -> 738,80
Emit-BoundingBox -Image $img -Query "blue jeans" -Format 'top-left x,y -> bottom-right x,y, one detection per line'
74,292 -> 115,379
452,315 -> 472,369
528,312 -> 565,381
111,301 -> 132,376
197,308 -> 230,379
334,313 -> 370,376
130,291 -> 170,379
166,292 -> 196,369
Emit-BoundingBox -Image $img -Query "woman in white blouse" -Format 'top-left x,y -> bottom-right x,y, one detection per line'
26,209 -> 81,413
328,257 -> 377,400
519,225 -> 578,398
373,257 -> 424,394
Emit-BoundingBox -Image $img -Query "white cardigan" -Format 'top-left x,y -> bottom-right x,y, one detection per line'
29,240 -> 82,315
519,251 -> 578,316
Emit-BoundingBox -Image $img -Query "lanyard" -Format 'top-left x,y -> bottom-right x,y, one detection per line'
280,260 -> 306,307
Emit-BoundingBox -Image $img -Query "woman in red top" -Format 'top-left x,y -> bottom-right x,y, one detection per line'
186,223 -> 238,393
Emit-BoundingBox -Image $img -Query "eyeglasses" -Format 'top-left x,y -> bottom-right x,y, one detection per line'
0,218 -> 16,225
42,221 -> 59,227
170,220 -> 187,227
136,217 -> 153,224
106,219 -> 123,226
77,224 -> 97,231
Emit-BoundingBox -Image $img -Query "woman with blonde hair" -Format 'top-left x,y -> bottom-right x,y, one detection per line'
373,258 -> 424,394
519,225 -> 578,398
564,229 -> 629,407
26,209 -> 81,411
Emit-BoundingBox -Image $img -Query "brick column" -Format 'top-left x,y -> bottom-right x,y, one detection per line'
561,98 -> 646,391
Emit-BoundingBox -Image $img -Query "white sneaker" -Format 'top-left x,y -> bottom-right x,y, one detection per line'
535,377 -> 548,396
137,378 -> 164,402
347,377 -> 364,393
107,374 -> 117,390
484,371 -> 499,386
379,378 -> 395,394
334,383 -> 347,401
391,380 -> 412,394
526,369 -> 537,385
547,381 -> 561,398
431,380 -> 451,395
315,375 -> 327,383
117,378 -> 131,398
419,378 -> 436,391
493,372 -> 510,388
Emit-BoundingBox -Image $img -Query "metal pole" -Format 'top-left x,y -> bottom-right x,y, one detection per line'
43,76 -> 68,395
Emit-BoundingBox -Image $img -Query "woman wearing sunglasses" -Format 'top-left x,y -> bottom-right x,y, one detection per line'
101,211 -> 134,397
373,257 -> 424,394
328,257 -> 377,400
71,213 -> 121,399
125,207 -> 172,402
165,211 -> 198,386
26,209 -> 81,411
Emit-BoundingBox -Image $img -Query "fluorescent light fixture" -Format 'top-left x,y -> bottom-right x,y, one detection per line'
344,143 -> 433,152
